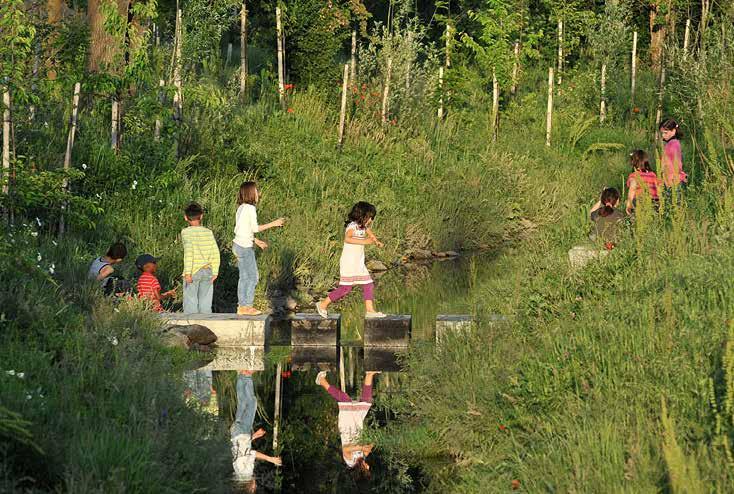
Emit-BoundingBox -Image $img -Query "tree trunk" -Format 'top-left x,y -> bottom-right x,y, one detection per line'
276,5 -> 285,108
88,0 -> 131,73
239,1 -> 248,99
649,2 -> 667,71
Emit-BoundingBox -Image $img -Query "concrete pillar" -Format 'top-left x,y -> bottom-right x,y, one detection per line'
364,347 -> 403,372
364,315 -> 411,347
199,346 -> 265,371
162,313 -> 270,346
291,346 -> 337,371
435,315 -> 473,343
291,313 -> 340,346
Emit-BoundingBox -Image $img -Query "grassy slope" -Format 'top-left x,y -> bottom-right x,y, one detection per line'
376,88 -> 734,491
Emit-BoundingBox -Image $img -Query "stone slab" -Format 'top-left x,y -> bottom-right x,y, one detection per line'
291,346 -> 338,371
198,346 -> 265,371
568,245 -> 609,271
162,313 -> 270,347
290,313 -> 340,346
364,315 -> 411,347
435,314 -> 474,343
364,347 -> 404,372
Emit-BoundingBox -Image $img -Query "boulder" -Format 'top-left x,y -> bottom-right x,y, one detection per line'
160,330 -> 190,350
169,324 -> 218,346
366,260 -> 388,271
407,248 -> 433,260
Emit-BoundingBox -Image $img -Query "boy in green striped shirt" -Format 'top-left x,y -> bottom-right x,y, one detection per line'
182,202 -> 220,314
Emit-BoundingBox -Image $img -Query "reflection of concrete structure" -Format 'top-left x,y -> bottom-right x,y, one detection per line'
364,347 -> 403,372
162,313 -> 270,346
291,313 -> 340,346
364,315 -> 411,347
291,346 -> 337,371
198,346 -> 265,371
435,315 -> 473,343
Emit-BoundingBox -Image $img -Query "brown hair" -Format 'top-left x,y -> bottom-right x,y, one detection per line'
659,118 -> 682,139
184,202 -> 204,220
350,457 -> 371,482
237,181 -> 258,206
598,187 -> 620,218
630,150 -> 652,172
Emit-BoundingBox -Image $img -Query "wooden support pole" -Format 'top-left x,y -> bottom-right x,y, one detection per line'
381,58 -> 392,124
445,24 -> 451,68
557,19 -> 563,85
491,68 -> 499,142
350,29 -> 357,83
338,63 -> 349,148
240,0 -> 248,100
111,96 -> 120,151
276,5 -> 285,108
437,66 -> 444,120
173,8 -> 183,125
348,346 -> 355,389
273,361 -> 282,451
631,31 -> 638,107
682,18 -> 691,60
60,82 -> 81,236
2,89 -> 10,196
226,42 -> 232,65
511,41 -> 520,96
600,63 -> 607,123
154,79 -> 164,140
339,347 -> 346,393
655,66 -> 666,140
546,67 -> 554,147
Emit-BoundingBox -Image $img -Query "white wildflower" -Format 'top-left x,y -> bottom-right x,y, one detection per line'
95,193 -> 102,199
37,253 -> 42,262
52,240 -> 58,246
132,180 -> 138,190
26,394 -> 32,400
108,336 -> 119,346
6,370 -> 15,376
49,264 -> 55,275
43,121 -> 48,128
17,372 -> 25,379
114,308 -> 120,313
81,163 -> 88,170
35,217 -> 42,226
31,231 -> 39,237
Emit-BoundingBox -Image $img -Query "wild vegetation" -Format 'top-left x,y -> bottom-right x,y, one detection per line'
1,0 -> 734,492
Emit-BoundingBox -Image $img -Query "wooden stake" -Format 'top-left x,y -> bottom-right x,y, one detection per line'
511,41 -> 520,96
655,66 -> 666,139
2,89 -> 10,196
154,79 -> 164,140
437,66 -> 444,120
682,18 -> 691,60
381,58 -> 392,124
111,96 -> 120,151
273,361 -> 282,451
350,29 -> 357,83
557,19 -> 563,85
338,63 -> 349,148
240,0 -> 248,100
631,31 -> 637,107
491,68 -> 499,142
173,8 -> 183,125
445,24 -> 451,68
546,67 -> 554,147
276,5 -> 285,108
64,83 -> 81,171
226,42 -> 232,65
154,22 -> 160,46
600,63 -> 607,123
348,346 -> 354,389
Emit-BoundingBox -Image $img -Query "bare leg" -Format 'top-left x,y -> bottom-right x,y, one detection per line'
365,300 -> 376,312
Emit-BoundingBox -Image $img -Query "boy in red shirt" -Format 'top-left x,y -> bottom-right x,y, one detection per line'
136,254 -> 175,312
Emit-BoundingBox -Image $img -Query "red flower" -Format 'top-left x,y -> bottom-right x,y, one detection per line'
284,83 -> 294,91
281,370 -> 292,379
287,108 -> 294,113
604,242 -> 615,251
498,425 -> 507,431
511,480 -> 521,490
632,107 -> 640,114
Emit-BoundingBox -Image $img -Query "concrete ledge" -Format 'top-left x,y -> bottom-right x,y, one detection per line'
291,313 -> 340,346
569,245 -> 609,271
364,315 -> 411,347
364,347 -> 403,372
435,315 -> 473,343
162,313 -> 270,346
198,346 -> 265,371
291,346 -> 337,371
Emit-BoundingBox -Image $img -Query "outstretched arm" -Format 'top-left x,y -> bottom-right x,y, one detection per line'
344,228 -> 374,245
366,228 -> 384,248
255,451 -> 282,466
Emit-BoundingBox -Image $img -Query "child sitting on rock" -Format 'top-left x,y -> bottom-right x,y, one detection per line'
135,254 -> 175,312
590,187 -> 624,249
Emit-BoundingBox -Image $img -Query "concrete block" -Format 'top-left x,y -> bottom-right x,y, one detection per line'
364,315 -> 411,347
198,346 -> 265,371
290,313 -> 340,346
435,315 -> 473,343
364,347 -> 404,372
291,346 -> 337,371
568,245 -> 609,270
162,313 -> 270,346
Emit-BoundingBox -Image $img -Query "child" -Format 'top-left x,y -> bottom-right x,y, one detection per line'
231,370 -> 282,491
590,187 -> 624,248
316,202 -> 385,319
182,202 -> 220,314
316,370 -> 380,479
659,118 -> 687,189
625,150 -> 660,215
88,242 -> 127,284
233,181 -> 285,316
136,254 -> 175,312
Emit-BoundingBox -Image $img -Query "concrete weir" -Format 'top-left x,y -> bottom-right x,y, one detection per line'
364,315 -> 411,347
435,314 -> 473,342
291,313 -> 340,346
198,346 -> 265,371
162,313 -> 270,346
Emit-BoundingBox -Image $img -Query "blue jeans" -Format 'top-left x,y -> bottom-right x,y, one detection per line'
231,374 -> 257,439
233,244 -> 258,307
183,268 -> 213,314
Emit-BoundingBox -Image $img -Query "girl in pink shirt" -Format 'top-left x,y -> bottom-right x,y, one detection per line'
659,119 -> 687,188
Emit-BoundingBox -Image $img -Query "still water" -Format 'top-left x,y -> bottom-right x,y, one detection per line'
183,255 -> 495,493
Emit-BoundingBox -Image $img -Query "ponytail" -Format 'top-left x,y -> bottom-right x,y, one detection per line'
598,187 -> 621,217
630,149 -> 652,173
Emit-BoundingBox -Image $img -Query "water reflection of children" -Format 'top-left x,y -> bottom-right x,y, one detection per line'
231,370 -> 282,493
316,370 -> 380,480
